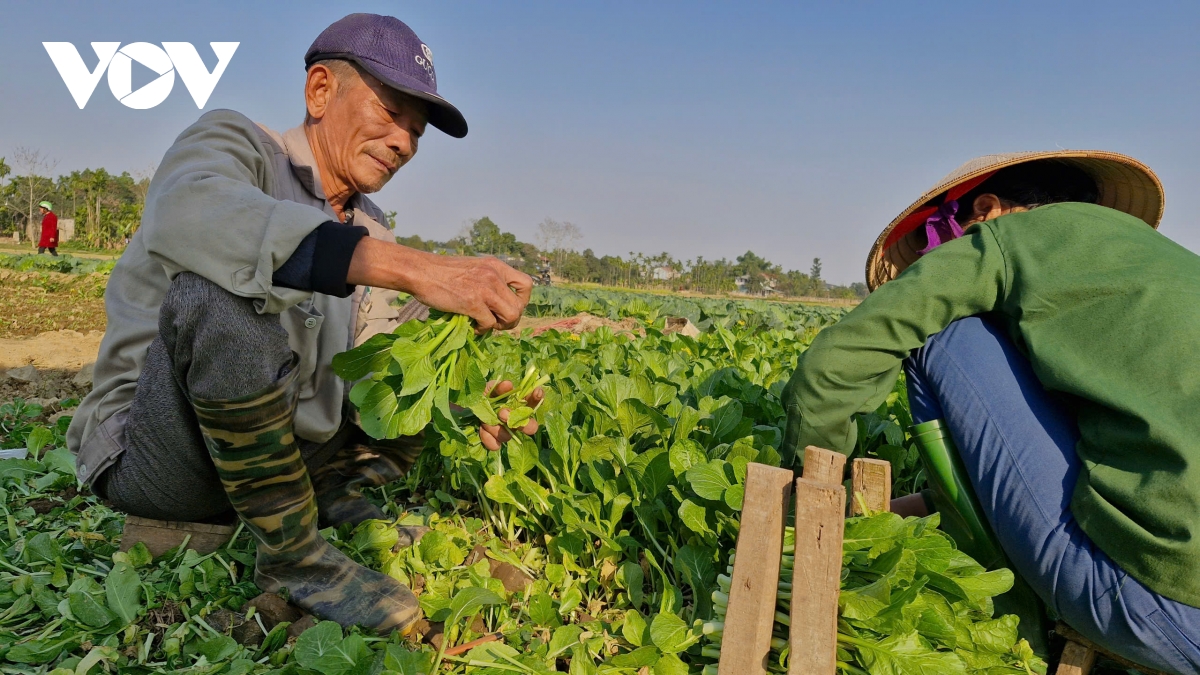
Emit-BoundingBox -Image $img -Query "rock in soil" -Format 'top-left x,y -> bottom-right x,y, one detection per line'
5,365 -> 39,383
464,544 -> 488,566
286,615 -> 317,638
663,316 -> 701,337
463,544 -> 532,592
232,617 -> 265,647
421,621 -> 445,650
206,608 -> 242,634
207,606 -> 268,648
488,560 -> 533,593
244,592 -> 303,631
73,362 -> 94,387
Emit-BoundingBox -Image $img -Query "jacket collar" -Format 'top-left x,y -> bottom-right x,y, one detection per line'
279,124 -> 371,217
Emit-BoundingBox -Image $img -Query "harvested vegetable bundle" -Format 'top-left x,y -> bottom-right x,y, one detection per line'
332,311 -> 547,440
699,512 -> 1048,675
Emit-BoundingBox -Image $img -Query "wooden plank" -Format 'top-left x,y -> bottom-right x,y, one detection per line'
850,458 -> 892,516
802,446 -> 847,486
121,516 -> 236,557
718,463 -> 795,675
788,477 -> 845,675
1054,640 -> 1096,675
1053,623 -> 1168,675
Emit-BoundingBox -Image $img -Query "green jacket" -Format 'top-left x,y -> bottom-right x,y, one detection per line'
783,202 -> 1200,607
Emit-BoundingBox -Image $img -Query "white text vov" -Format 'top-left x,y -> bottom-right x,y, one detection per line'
43,42 -> 239,110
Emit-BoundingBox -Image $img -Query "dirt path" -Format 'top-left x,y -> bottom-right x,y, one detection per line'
0,243 -> 120,260
0,330 -> 105,372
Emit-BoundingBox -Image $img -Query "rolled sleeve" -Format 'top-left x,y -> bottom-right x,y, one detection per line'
141,109 -> 331,314
273,221 -> 368,297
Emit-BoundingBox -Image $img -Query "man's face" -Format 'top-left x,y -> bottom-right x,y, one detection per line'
309,65 -> 429,194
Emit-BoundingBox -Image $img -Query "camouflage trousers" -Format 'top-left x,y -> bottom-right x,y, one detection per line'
97,273 -> 422,632
95,273 -> 423,524
311,433 -> 425,528
194,364 -> 421,633
95,273 -> 353,522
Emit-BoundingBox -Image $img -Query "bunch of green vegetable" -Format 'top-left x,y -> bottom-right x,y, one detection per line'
699,514 -> 1047,674
332,311 -> 548,440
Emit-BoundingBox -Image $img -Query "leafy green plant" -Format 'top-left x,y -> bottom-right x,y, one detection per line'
334,311 -> 547,440
700,514 -> 1047,674
0,253 -> 115,275
0,290 -> 1051,674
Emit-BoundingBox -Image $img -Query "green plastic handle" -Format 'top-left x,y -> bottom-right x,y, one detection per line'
911,418 -> 1052,655
911,419 -> 1005,568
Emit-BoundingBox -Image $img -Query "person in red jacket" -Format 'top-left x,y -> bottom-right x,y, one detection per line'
37,201 -> 58,256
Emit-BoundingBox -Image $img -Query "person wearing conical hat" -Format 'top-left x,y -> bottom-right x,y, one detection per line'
781,151 -> 1200,672
36,201 -> 57,256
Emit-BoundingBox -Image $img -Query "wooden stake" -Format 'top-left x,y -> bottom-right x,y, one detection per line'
802,446 -> 847,486
718,463 -> 795,675
1054,640 -> 1096,675
850,458 -> 892,516
788,477 -> 845,675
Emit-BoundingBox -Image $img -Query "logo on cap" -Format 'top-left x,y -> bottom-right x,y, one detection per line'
415,43 -> 435,85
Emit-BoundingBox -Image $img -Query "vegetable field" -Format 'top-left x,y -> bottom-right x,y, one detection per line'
0,291 -> 1048,674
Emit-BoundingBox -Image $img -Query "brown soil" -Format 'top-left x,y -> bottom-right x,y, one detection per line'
0,368 -> 93,409
507,312 -> 642,337
0,270 -> 108,339
0,330 -> 105,371
24,487 -> 80,515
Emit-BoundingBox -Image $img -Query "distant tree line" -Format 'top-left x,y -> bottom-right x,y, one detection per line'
392,214 -> 867,299
0,150 -> 866,298
0,148 -> 154,249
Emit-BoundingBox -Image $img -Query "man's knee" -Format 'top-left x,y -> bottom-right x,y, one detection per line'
161,272 -> 261,331
159,272 -> 293,400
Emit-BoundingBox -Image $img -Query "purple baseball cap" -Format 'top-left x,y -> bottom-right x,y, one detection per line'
305,13 -> 467,138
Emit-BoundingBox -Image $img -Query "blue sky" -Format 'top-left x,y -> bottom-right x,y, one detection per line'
1,1 -> 1198,284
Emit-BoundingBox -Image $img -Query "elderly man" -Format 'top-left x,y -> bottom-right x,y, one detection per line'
67,14 -> 532,635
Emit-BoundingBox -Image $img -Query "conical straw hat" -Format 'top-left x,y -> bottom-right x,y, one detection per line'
865,150 -> 1164,291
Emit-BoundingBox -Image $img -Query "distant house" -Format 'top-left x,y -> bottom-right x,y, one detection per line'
479,253 -> 525,267
651,266 -> 679,281
735,273 -> 779,296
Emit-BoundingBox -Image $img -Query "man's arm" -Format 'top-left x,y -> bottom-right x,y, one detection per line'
781,225 -> 1008,465
347,237 -> 532,332
273,222 -> 367,297
141,110 -> 332,313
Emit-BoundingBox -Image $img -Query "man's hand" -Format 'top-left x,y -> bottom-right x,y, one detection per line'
479,380 -> 545,451
348,238 -> 533,332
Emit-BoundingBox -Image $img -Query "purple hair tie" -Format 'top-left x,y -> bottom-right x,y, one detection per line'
918,200 -> 964,255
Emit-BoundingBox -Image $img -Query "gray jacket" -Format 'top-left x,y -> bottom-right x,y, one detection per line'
68,109 -> 403,486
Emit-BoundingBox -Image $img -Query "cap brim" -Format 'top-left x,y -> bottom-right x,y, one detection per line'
354,60 -> 468,139
865,150 -> 1164,291
309,53 -> 468,138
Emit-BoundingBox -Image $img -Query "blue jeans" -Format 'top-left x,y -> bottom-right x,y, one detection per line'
905,317 -> 1200,675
